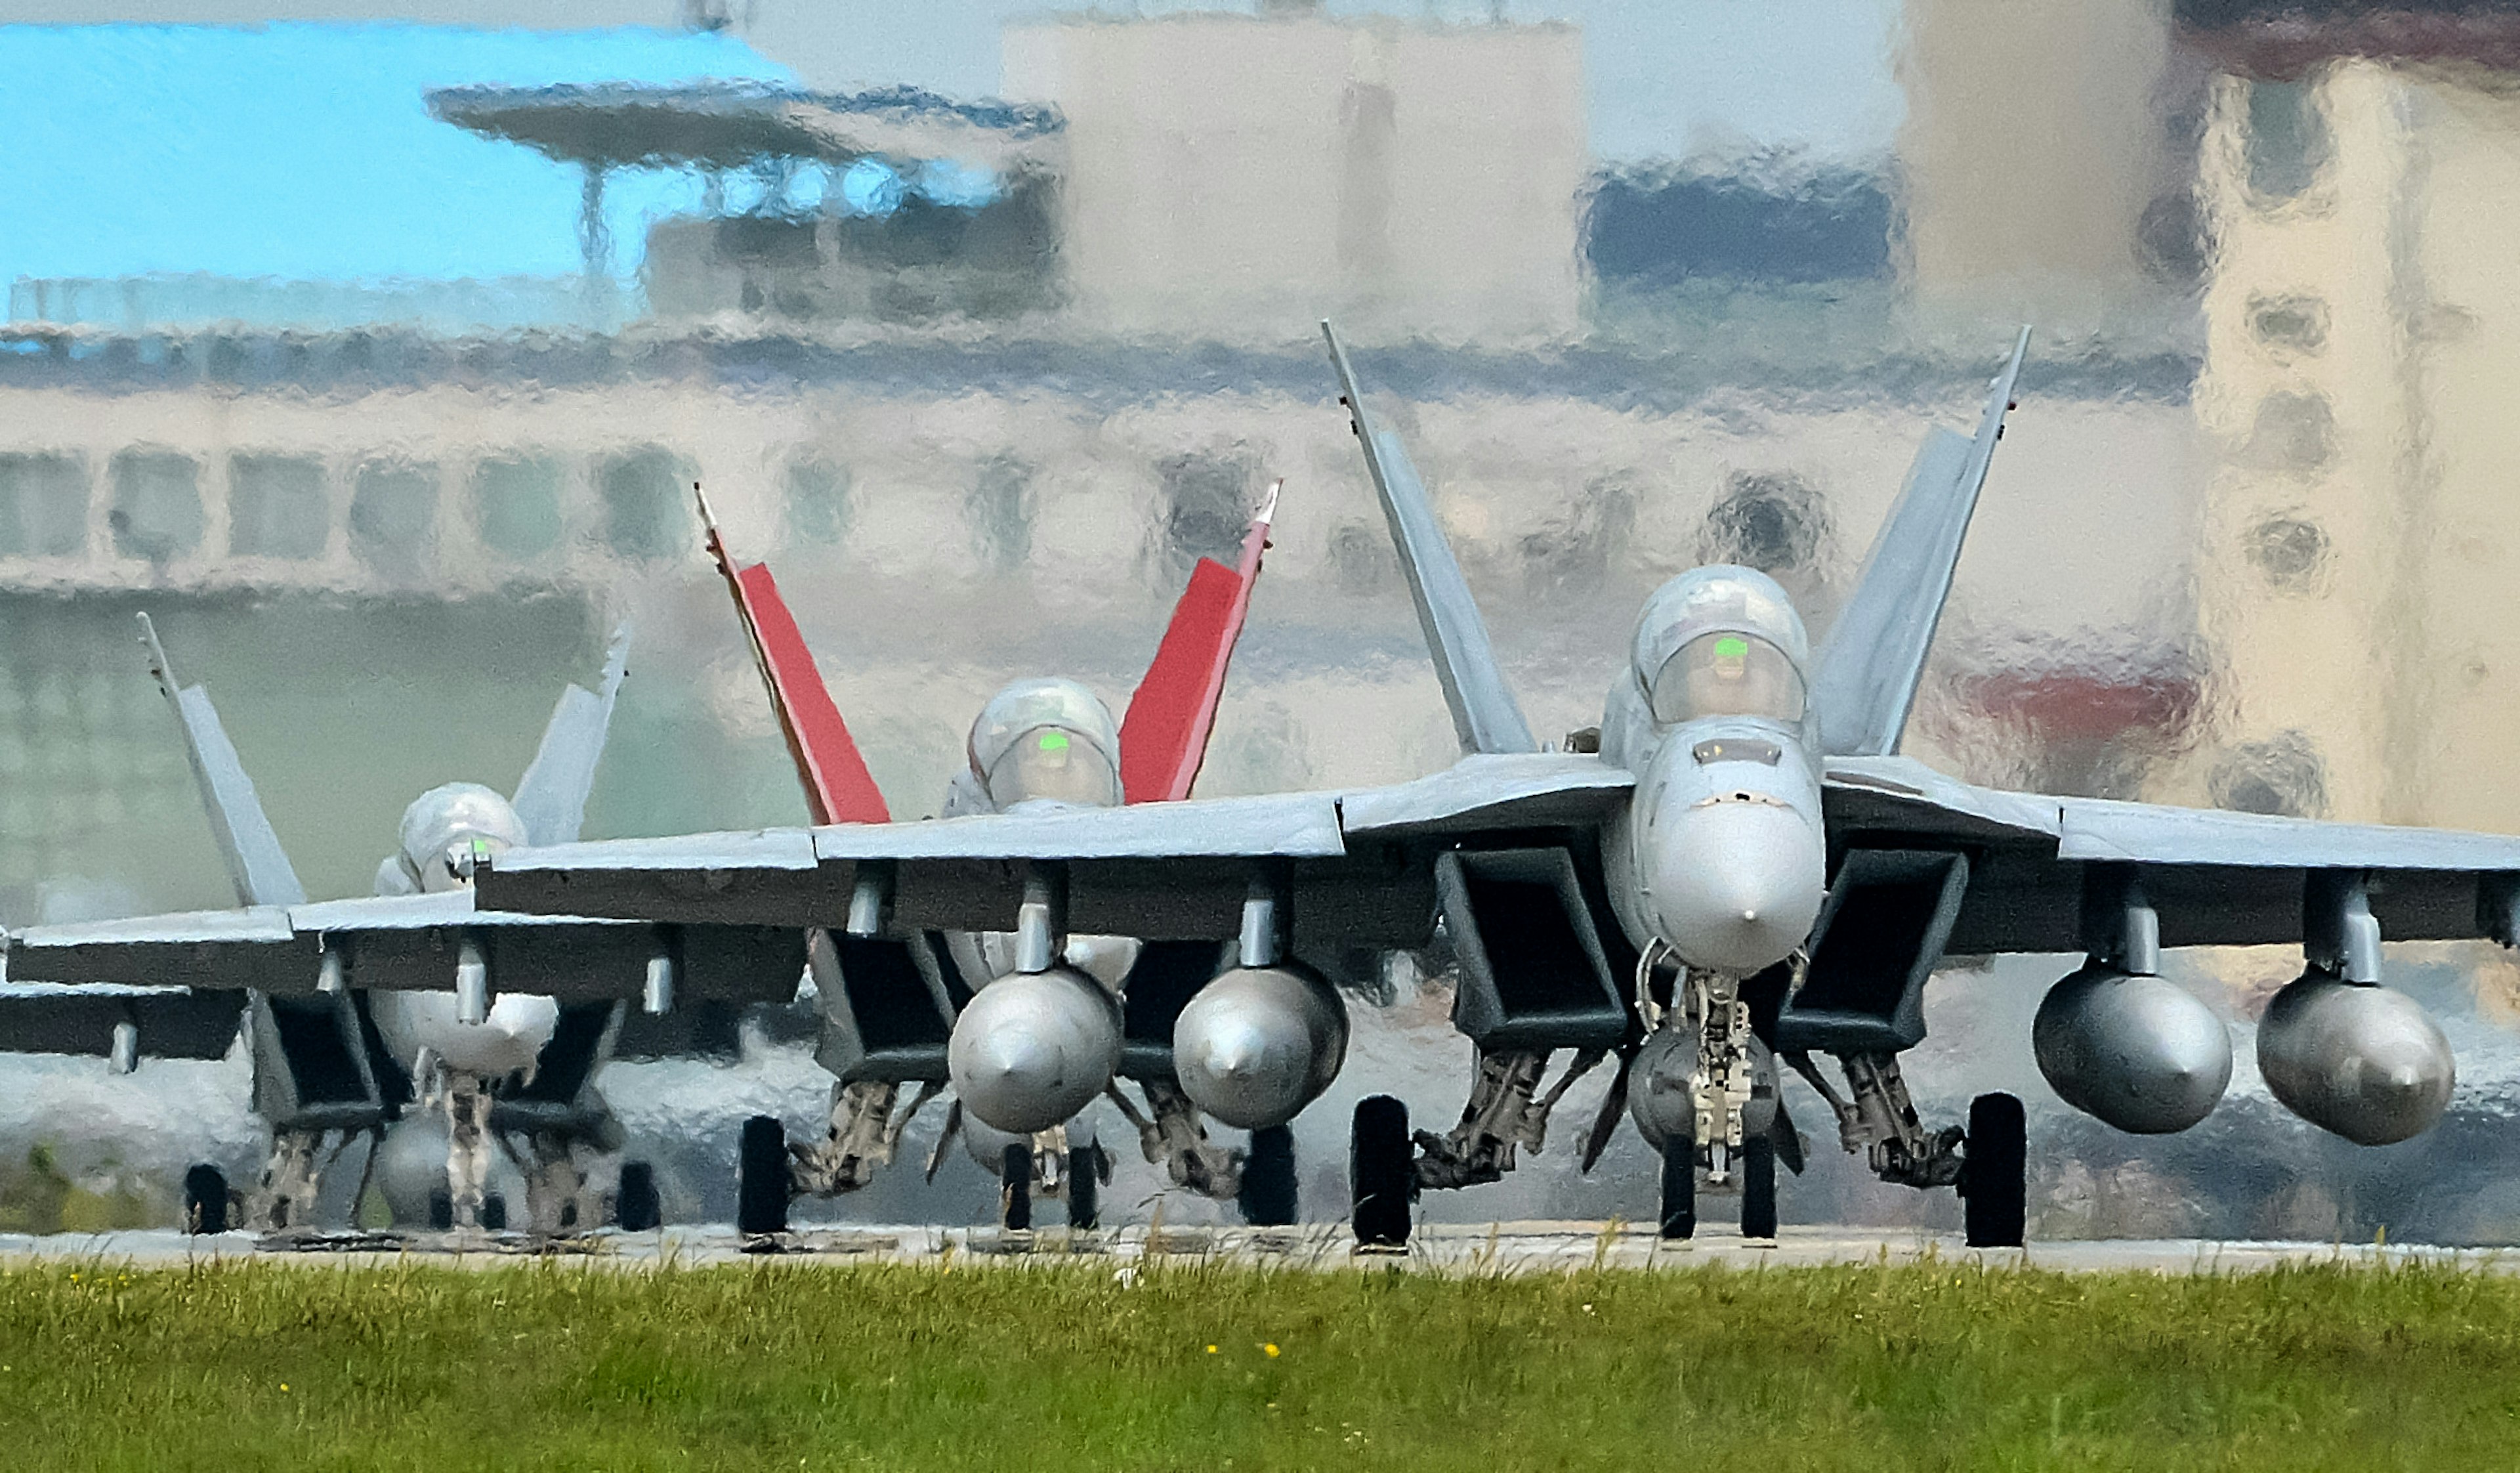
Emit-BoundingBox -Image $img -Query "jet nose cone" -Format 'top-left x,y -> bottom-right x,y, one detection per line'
1648,798 -> 1825,975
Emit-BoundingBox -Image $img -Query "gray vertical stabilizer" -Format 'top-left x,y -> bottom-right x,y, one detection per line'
511,623 -> 633,848
1323,320 -> 1537,756
1809,328 -> 2030,757
138,613 -> 306,908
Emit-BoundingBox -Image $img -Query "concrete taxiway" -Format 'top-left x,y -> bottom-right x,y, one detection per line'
0,1222 -> 2502,1275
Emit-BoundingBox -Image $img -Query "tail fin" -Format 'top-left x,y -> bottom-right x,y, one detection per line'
1322,320 -> 1536,756
510,623 -> 633,848
137,613 -> 307,907
1809,327 -> 2031,758
1119,479 -> 1280,803
698,484 -> 891,825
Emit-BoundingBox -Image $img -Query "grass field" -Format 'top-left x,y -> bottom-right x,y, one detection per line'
1,1253 -> 2515,1471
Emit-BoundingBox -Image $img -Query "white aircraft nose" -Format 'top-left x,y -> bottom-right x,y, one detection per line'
1648,797 -> 1826,974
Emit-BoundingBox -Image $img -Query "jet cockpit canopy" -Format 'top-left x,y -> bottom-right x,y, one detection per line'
966,677 -> 1123,811
396,782 -> 530,893
1632,565 -> 1812,729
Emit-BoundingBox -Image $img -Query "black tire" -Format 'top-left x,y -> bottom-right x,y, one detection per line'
427,1187 -> 454,1231
616,1161 -> 662,1233
1240,1123 -> 1299,1227
481,1193 -> 508,1232
1658,1133 -> 1696,1241
1066,1146 -> 1098,1230
1001,1143 -> 1033,1231
736,1115 -> 791,1236
1350,1096 -> 1414,1247
1740,1134 -> 1778,1241
182,1164 -> 228,1235
1963,1092 -> 2028,1249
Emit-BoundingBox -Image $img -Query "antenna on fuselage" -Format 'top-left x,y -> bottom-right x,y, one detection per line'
1322,320 -> 1537,756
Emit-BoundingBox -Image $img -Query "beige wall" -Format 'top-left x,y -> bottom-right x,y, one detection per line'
1000,11 -> 1586,346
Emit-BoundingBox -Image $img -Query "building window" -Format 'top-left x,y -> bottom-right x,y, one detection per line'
349,460 -> 438,579
1699,470 -> 1830,573
786,459 -> 852,547
228,453 -> 329,560
0,453 -> 87,557
109,449 -> 202,563
2248,391 -> 2336,475
597,448 -> 692,561
2248,293 -> 2328,356
473,455 -> 564,561
2246,512 -> 2329,593
1153,449 -> 1258,578
967,454 -> 1034,573
2246,79 -> 2330,205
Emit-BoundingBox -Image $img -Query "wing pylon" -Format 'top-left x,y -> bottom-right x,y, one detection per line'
1323,320 -> 1537,756
1118,478 -> 1282,803
1810,326 -> 2031,757
698,483 -> 891,826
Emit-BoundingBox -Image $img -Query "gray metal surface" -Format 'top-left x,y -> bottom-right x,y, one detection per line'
1337,752 -> 1632,836
814,790 -> 1346,862
1323,320 -> 1536,757
138,613 -> 307,908
1809,328 -> 2030,758
2057,797 -> 2520,869
510,624 -> 633,849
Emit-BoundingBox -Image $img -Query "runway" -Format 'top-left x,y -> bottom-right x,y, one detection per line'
0,1222 -> 2504,1274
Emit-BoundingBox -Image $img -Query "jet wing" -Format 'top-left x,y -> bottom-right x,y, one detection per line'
1,890 -> 806,1004
1822,756 -> 2520,954
478,752 -> 1633,947
699,486 -> 891,826
1119,479 -> 1280,803
1809,329 -> 2030,758
1324,321 -> 1537,756
138,612 -> 307,908
510,622 -> 634,848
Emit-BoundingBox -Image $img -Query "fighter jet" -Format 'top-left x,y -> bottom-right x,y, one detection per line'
0,616 -> 807,1236
478,319 -> 2513,1249
692,479 -> 1328,1234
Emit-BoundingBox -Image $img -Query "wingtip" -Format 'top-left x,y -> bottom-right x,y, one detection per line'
1256,477 -> 1282,526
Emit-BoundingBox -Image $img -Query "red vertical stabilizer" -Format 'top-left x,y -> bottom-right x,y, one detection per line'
698,485 -> 891,825
1120,480 -> 1280,804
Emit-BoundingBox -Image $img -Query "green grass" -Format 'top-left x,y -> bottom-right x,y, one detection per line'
3,1255 -> 2517,1470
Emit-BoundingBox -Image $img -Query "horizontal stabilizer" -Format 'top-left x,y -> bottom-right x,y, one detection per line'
1324,321 -> 1536,756
700,485 -> 891,826
511,622 -> 633,849
1120,479 -> 1280,803
138,612 -> 306,908
1811,326 -> 2030,757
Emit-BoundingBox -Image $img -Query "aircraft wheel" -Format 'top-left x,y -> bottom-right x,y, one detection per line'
427,1187 -> 454,1232
616,1161 -> 662,1233
1001,1143 -> 1033,1231
1350,1096 -> 1413,1247
1240,1123 -> 1298,1227
1962,1092 -> 2027,1249
1066,1145 -> 1099,1230
736,1115 -> 791,1236
481,1193 -> 508,1232
182,1164 -> 228,1235
1740,1134 -> 1778,1241
1658,1134 -> 1696,1241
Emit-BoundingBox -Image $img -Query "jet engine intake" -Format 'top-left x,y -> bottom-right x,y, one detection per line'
2256,971 -> 2454,1146
2032,964 -> 2231,1134
1171,964 -> 1349,1130
948,966 -> 1124,1135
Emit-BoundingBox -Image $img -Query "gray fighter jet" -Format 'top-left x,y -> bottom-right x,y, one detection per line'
0,617 -> 805,1236
469,322 -> 2501,1249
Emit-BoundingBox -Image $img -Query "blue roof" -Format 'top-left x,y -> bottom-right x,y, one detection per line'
0,24 -> 793,286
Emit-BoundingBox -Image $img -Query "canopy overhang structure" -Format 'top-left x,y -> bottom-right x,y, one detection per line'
427,81 -> 1068,286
